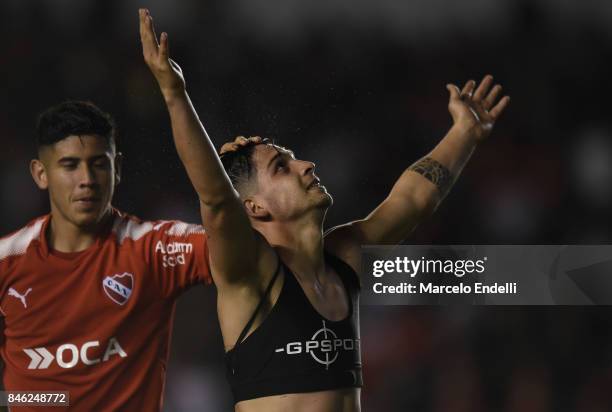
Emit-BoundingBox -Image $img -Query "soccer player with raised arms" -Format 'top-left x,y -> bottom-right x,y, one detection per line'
139,8 -> 509,411
0,101 -> 211,409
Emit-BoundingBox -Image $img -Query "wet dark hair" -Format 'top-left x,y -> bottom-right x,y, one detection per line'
219,138 -> 271,193
36,100 -> 116,149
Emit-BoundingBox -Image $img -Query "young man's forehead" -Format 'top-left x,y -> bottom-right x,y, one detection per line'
40,134 -> 115,159
257,143 -> 294,157
252,143 -> 293,159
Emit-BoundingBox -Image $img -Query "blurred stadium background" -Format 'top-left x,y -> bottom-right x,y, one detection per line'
2,0 -> 612,410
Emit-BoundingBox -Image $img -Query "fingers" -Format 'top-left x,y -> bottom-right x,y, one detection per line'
483,84 -> 502,110
219,142 -> 239,155
446,84 -> 461,101
159,32 -> 169,60
147,11 -> 160,47
473,74 -> 493,102
139,9 -> 158,61
489,95 -> 511,119
138,9 -> 147,37
234,136 -> 262,144
460,80 -> 476,99
458,74 -> 510,118
220,136 -> 263,154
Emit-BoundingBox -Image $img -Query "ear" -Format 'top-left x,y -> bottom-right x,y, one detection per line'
30,159 -> 48,190
244,198 -> 270,220
114,152 -> 123,185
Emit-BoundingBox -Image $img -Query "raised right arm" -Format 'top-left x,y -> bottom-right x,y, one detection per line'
138,9 -> 274,289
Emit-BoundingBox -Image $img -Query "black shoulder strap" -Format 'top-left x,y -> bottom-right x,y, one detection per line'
234,257 -> 282,348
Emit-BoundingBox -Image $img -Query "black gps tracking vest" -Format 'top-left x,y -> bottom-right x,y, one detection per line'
225,252 -> 363,403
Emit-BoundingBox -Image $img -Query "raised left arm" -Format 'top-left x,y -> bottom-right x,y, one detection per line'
325,75 -> 510,269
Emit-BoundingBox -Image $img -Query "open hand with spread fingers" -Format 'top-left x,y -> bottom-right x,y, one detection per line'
139,8 -> 185,100
219,136 -> 264,155
446,75 -> 510,143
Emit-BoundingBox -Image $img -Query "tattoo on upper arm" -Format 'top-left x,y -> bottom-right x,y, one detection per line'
408,157 -> 453,195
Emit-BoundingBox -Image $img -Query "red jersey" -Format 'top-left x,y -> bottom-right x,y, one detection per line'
0,209 -> 211,411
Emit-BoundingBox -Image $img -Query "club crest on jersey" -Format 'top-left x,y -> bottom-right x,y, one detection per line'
102,273 -> 134,306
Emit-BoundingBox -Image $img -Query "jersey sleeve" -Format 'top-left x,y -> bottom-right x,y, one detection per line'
147,220 -> 212,298
0,316 -> 5,379
0,316 -> 4,349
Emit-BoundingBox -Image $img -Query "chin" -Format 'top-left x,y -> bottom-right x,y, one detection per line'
73,214 -> 102,229
315,192 -> 333,209
72,207 -> 109,228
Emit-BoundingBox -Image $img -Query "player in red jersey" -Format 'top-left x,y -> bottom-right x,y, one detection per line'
140,7 -> 510,412
0,100 -> 211,411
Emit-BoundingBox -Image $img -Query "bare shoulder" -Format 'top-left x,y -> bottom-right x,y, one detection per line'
215,230 -> 278,294
215,232 -> 282,349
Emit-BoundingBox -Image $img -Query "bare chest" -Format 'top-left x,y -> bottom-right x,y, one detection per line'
293,268 -> 349,322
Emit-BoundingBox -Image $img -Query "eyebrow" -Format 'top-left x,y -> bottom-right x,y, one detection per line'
266,147 -> 296,170
57,155 -> 109,164
267,152 -> 282,171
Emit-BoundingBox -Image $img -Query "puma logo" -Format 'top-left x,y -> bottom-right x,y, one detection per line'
8,287 -> 32,308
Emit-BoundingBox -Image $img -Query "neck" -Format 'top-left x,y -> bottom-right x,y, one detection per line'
47,208 -> 111,253
257,213 -> 326,278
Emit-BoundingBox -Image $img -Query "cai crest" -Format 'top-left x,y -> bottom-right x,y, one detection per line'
103,273 -> 134,306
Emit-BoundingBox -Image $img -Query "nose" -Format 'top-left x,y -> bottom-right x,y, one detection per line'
78,163 -> 97,187
299,160 -> 315,176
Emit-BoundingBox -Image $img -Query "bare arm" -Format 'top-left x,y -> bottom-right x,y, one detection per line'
138,9 -> 273,288
325,75 -> 510,269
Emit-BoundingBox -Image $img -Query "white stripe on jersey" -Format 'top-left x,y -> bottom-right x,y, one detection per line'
0,219 -> 45,262
112,216 -> 204,245
112,217 -> 155,245
165,222 -> 205,236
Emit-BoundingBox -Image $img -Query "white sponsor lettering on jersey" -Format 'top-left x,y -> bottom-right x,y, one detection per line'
23,337 -> 127,369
